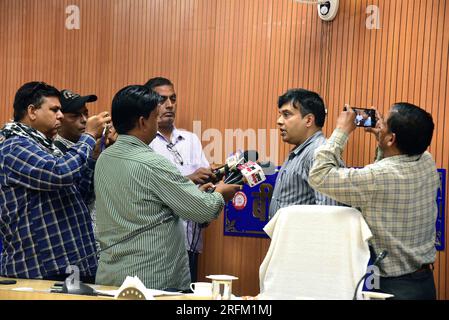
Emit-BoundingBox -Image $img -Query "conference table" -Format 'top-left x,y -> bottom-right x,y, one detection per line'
0,277 -> 196,300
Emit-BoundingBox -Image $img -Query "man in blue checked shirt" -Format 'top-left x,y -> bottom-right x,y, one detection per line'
0,81 -> 110,283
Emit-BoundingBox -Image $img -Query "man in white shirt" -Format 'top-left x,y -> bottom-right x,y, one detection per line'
145,77 -> 216,283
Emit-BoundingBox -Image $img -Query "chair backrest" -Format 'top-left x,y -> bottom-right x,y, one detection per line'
259,205 -> 372,300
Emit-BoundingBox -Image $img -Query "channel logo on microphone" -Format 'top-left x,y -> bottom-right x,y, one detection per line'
238,161 -> 266,188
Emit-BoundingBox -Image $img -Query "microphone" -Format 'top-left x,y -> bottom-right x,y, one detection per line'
242,150 -> 259,162
212,164 -> 230,181
224,160 -> 273,184
205,154 -> 269,194
211,150 -> 259,183
211,152 -> 243,181
372,250 -> 388,266
57,215 -> 175,296
221,150 -> 259,183
352,250 -> 388,300
225,161 -> 268,187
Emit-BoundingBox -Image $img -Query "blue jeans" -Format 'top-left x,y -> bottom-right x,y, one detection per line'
379,269 -> 436,300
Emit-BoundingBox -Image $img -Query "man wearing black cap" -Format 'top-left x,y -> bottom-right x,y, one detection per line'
55,89 -> 116,251
54,89 -> 98,153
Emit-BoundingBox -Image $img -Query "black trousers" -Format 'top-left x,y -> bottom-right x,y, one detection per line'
379,269 -> 436,300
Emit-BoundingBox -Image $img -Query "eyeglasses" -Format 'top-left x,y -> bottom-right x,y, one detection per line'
159,94 -> 177,105
166,142 -> 183,165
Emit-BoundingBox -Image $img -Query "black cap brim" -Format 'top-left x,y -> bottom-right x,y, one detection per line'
83,94 -> 98,103
61,94 -> 97,113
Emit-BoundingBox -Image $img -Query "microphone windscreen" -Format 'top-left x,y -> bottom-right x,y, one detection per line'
373,250 -> 388,266
239,161 -> 266,187
243,150 -> 259,162
259,161 -> 276,175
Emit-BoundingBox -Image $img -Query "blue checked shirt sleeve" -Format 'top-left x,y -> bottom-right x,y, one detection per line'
3,134 -> 96,191
78,157 -> 96,205
309,129 -> 380,207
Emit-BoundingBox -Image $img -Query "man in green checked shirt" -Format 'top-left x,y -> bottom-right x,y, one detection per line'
94,85 -> 240,291
309,102 -> 439,300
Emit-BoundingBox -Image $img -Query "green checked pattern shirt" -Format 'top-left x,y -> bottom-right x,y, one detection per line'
309,129 -> 440,277
94,135 -> 224,290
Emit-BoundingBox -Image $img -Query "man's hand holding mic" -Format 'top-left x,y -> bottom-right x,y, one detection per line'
213,181 -> 242,203
187,167 -> 217,185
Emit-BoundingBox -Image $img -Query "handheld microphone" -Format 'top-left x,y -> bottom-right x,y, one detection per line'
352,250 -> 388,300
211,151 -> 244,181
372,250 -> 388,266
224,161 -> 268,188
212,163 -> 239,182
210,150 -> 258,183
224,160 -> 273,184
221,150 -> 259,183
242,150 -> 259,162
212,164 -> 229,181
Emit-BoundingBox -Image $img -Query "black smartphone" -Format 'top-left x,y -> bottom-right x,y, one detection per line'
352,107 -> 377,128
0,279 -> 17,285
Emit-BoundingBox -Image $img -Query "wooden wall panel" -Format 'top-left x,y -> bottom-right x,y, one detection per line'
0,0 -> 448,298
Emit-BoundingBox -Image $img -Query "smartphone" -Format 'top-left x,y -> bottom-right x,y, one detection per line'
352,107 -> 377,128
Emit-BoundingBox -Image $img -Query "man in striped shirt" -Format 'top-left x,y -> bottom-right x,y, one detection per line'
268,89 -> 340,219
309,103 -> 439,300
94,85 -> 240,291
0,82 -> 110,282
145,77 -> 215,283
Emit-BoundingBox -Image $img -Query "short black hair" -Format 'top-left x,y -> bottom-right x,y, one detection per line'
144,77 -> 173,90
278,89 -> 326,127
13,81 -> 60,121
111,85 -> 161,134
387,102 -> 434,156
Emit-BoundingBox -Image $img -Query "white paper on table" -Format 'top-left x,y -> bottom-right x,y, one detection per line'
11,287 -> 36,292
95,276 -> 183,299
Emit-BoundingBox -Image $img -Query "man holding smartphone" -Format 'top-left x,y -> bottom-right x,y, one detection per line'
54,89 -> 117,250
309,103 -> 439,300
